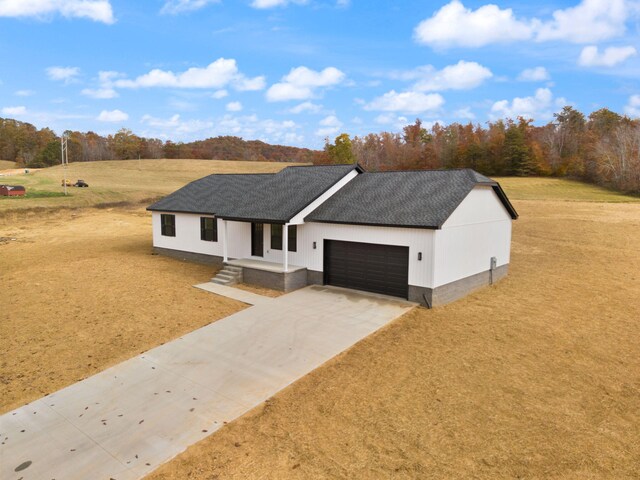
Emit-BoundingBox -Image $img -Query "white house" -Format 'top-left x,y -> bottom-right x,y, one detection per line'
148,164 -> 518,307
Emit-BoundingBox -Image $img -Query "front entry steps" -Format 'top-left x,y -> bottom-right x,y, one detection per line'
211,264 -> 243,286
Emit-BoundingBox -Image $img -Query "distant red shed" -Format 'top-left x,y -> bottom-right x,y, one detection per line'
0,185 -> 26,196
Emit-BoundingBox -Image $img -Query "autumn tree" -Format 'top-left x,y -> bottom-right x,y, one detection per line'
325,133 -> 356,164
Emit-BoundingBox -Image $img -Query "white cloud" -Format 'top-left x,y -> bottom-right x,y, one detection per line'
114,58 -> 264,92
365,90 -> 445,114
536,0 -> 630,43
374,113 -> 409,130
46,66 -> 80,83
288,101 -> 323,114
15,89 -> 35,97
578,45 -> 637,66
140,113 -> 303,145
212,89 -> 229,99
81,70 -> 122,98
414,0 -> 533,48
234,75 -> 266,91
624,94 -> 640,116
414,0 -> 633,48
82,87 -> 118,99
250,0 -> 307,9
160,0 -> 219,14
490,88 -> 566,121
97,109 -> 128,122
518,66 -> 550,82
2,105 -> 27,116
407,61 -> 493,91
266,66 -> 345,102
226,101 -> 243,112
0,0 -> 115,24
453,107 -> 476,120
141,114 -> 213,135
315,115 -> 343,137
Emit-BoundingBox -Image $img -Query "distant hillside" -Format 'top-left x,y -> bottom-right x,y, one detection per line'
165,136 -> 322,163
0,117 -> 325,167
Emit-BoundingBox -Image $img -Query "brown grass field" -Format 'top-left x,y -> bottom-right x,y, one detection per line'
0,159 -> 300,212
0,159 -> 17,170
1,161 -> 639,479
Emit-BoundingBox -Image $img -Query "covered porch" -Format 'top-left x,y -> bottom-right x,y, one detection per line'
224,257 -> 309,292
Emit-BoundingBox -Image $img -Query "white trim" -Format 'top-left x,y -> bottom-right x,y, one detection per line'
222,220 -> 228,262
283,223 -> 289,272
288,169 -> 359,225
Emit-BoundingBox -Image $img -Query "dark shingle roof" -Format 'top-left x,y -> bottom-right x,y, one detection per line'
147,173 -> 272,215
148,164 -> 360,223
305,169 -> 517,228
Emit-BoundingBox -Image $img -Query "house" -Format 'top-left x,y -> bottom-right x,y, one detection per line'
0,185 -> 26,196
148,164 -> 518,307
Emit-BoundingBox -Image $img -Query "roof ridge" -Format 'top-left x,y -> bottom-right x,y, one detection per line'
284,163 -> 356,168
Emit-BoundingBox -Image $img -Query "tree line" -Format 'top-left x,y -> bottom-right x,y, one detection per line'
0,119 -> 320,167
2,106 -> 638,194
322,107 -> 640,194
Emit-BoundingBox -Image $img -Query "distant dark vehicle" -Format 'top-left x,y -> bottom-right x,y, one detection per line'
74,180 -> 89,188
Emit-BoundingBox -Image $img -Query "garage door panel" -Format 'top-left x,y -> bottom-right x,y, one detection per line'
324,240 -> 409,299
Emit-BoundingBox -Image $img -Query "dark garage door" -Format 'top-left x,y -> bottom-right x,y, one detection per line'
324,240 -> 409,299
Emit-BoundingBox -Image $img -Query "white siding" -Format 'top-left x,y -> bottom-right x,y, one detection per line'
443,186 -> 511,227
151,213 -> 251,259
433,186 -> 512,287
262,224 -> 307,266
152,184 -> 513,291
301,223 -> 435,288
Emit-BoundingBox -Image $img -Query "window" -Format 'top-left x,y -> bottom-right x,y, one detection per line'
271,224 -> 282,250
160,214 -> 175,237
200,217 -> 217,242
288,225 -> 297,252
271,224 -> 296,252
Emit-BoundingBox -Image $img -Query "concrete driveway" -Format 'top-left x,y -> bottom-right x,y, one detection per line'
0,285 -> 414,480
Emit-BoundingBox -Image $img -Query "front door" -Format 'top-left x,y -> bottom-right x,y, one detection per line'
251,223 -> 264,257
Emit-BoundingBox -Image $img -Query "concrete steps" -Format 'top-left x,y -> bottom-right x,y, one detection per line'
211,264 -> 243,286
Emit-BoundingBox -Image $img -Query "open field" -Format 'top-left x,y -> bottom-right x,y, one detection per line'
1,162 -> 639,479
0,160 -> 16,170
0,207 -> 249,412
0,159 -> 299,213
495,176 -> 640,203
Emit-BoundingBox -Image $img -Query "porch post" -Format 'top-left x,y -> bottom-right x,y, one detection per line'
283,223 -> 289,273
222,219 -> 228,263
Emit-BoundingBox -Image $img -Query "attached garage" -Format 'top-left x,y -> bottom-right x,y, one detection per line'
324,240 -> 409,299
149,164 -> 518,307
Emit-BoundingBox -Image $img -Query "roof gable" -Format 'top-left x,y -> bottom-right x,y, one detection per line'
148,164 -> 361,222
305,169 -> 517,228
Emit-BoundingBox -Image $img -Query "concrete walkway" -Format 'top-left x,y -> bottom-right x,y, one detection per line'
194,282 -> 273,306
0,286 -> 414,480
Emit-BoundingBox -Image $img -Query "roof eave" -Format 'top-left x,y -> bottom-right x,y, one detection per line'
491,184 -> 519,219
147,207 -> 217,216
305,219 -> 438,229
216,215 -> 287,224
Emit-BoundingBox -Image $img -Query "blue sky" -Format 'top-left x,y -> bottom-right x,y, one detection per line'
0,0 -> 639,148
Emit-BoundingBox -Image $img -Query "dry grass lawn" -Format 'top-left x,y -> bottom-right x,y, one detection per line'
1,165 -> 639,479
0,159 -> 300,212
0,160 -> 17,170
147,185 -> 640,479
0,207 -> 248,412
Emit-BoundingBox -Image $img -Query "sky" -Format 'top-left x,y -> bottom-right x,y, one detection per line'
0,0 -> 639,148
